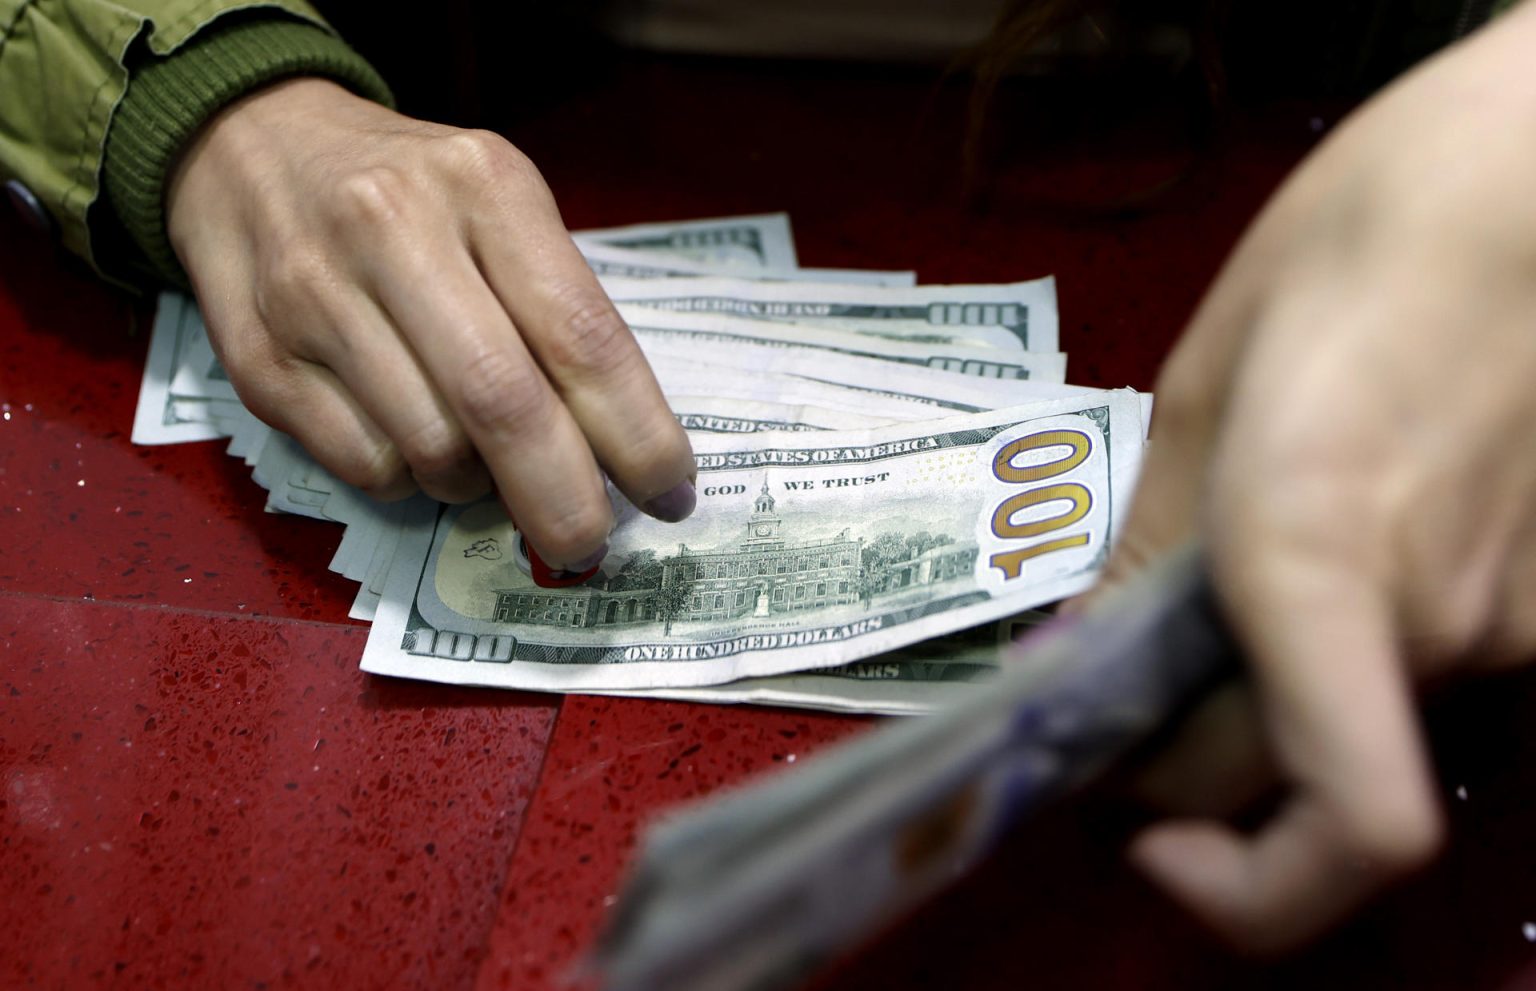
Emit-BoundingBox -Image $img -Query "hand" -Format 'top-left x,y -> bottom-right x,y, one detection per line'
1088,4 -> 1536,952
165,78 -> 698,569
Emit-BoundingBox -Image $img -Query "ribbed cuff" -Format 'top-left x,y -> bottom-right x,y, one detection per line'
102,16 -> 394,287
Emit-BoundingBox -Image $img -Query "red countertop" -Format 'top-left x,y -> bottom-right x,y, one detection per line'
4,55 -> 1535,991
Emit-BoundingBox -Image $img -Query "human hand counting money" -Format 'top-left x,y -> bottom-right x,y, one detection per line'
164,78 -> 698,571
1086,3 -> 1536,952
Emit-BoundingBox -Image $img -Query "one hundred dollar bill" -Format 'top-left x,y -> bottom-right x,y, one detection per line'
574,213 -> 798,269
648,356 -> 950,422
640,331 -> 1074,411
602,275 -> 1059,352
604,652 -> 998,715
623,306 -> 1067,382
131,293 -> 229,445
668,395 -> 905,434
614,651 -> 999,714
359,391 -> 1143,692
582,242 -> 914,286
595,618 -> 1049,715
149,291 -> 980,422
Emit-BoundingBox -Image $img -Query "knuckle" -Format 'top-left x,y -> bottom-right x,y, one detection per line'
333,166 -> 413,228
1485,555 -> 1536,667
228,352 -> 307,424
457,348 -> 550,435
1221,912 -> 1304,958
542,284 -> 635,375
1337,799 -> 1444,876
1145,372 -> 1214,446
255,247 -> 331,326
1416,600 -> 1484,658
202,313 -> 260,379
396,417 -> 475,481
231,382 -> 284,430
440,129 -> 532,183
339,438 -> 412,496
1483,616 -> 1536,669
420,467 -> 492,505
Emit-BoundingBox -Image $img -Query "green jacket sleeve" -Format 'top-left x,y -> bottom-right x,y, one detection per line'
0,1 -> 390,286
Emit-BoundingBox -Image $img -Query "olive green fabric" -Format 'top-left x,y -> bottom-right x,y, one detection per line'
0,0 -> 387,285
0,0 -> 1525,287
102,16 -> 391,286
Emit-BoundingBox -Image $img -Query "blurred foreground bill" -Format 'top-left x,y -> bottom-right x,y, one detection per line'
596,545 -> 1238,991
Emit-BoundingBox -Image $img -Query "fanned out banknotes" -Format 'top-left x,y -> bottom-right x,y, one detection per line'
133,213 -> 1150,715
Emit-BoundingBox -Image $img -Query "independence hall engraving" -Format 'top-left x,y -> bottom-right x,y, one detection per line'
493,486 -> 979,630
668,484 -> 861,621
493,485 -> 862,628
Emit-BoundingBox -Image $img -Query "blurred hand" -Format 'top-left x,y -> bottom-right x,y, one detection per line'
1088,3 -> 1536,952
166,78 -> 698,570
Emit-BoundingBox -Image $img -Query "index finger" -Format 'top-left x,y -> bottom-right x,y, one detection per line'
358,217 -> 616,569
466,174 -> 698,522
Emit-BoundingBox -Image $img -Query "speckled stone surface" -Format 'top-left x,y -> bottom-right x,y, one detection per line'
0,200 -> 559,988
5,51 -> 1536,991
474,697 -> 870,990
0,243 -> 358,623
0,595 -> 555,989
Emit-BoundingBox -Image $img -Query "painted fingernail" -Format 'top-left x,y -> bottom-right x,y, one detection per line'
557,543 -> 608,576
644,480 -> 697,522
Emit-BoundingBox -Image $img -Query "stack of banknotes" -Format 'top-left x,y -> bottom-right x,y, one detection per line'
133,213 -> 1149,715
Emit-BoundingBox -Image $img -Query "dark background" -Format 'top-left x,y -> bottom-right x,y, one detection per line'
320,0 -> 1469,128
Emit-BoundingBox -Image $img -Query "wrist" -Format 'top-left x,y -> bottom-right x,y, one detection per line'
167,77 -> 362,231
102,17 -> 391,287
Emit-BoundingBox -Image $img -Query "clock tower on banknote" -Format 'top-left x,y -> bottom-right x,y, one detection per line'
742,484 -> 784,549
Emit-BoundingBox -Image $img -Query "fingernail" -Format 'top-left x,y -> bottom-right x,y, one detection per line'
644,480 -> 697,522
556,543 -> 608,576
